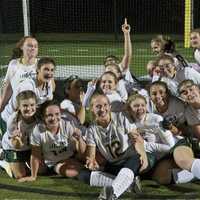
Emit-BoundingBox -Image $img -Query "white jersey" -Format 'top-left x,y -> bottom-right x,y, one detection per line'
161,77 -> 179,96
2,112 -> 37,151
153,96 -> 186,125
132,113 -> 175,156
31,119 -> 76,167
60,99 -> 86,136
175,67 -> 200,86
117,79 -> 128,101
185,105 -> 200,126
1,78 -> 53,122
86,112 -> 136,163
161,67 -> 200,96
106,91 -> 125,112
4,59 -> 37,90
194,49 -> 200,66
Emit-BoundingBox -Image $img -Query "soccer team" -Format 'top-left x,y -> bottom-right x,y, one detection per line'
0,19 -> 200,200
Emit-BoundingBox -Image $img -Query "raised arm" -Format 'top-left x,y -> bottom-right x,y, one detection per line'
120,18 -> 132,72
77,91 -> 86,124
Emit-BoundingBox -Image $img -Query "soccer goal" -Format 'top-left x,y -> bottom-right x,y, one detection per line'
0,0 -> 198,82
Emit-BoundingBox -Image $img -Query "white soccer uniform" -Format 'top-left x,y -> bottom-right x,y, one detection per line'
194,49 -> 200,66
106,92 -> 125,112
189,49 -> 200,73
175,67 -> 200,85
2,112 -> 37,151
133,113 -> 175,156
82,82 -> 124,112
86,112 -> 137,163
31,119 -> 76,167
4,59 -> 37,90
117,79 -> 128,101
185,105 -> 200,126
1,78 -> 53,122
60,99 -> 87,136
161,67 -> 200,96
153,96 -> 186,125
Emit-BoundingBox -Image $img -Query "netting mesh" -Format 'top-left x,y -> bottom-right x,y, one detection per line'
0,0 -> 200,80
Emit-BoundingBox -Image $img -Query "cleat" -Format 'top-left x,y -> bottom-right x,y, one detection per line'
98,186 -> 117,200
0,160 -> 13,178
133,176 -> 142,194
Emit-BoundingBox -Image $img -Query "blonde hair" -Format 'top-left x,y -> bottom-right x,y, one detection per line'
126,93 -> 147,108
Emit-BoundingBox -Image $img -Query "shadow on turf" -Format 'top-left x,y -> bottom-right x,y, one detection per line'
0,182 -> 199,200
0,183 -> 97,198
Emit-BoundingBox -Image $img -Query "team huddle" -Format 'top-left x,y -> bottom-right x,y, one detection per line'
0,19 -> 200,200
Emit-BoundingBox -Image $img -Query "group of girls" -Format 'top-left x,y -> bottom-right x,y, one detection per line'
0,19 -> 200,200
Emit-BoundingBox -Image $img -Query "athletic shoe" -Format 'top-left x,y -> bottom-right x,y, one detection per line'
133,176 -> 142,194
0,148 -> 4,160
98,186 -> 117,200
127,176 -> 142,194
0,160 -> 13,178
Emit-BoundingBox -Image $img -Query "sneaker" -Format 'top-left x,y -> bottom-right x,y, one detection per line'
98,186 -> 117,200
0,160 -> 13,178
133,176 -> 142,194
0,148 -> 4,160
127,176 -> 142,194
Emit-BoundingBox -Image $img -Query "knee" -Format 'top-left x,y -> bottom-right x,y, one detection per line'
175,158 -> 192,171
65,169 -> 79,177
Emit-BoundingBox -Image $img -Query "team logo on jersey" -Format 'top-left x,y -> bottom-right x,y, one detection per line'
21,71 -> 36,79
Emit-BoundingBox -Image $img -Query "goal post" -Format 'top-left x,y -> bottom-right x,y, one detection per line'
22,0 -> 30,36
184,0 -> 193,48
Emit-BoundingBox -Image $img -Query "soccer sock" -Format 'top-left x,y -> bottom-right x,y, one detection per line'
172,168 -> 194,184
112,168 -> 134,198
90,171 -> 114,187
191,159 -> 200,179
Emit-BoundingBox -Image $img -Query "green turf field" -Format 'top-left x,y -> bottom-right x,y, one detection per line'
0,37 -> 199,199
0,169 -> 200,200
0,39 -> 195,79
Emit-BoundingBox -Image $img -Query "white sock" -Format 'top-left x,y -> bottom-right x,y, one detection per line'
112,168 -> 134,198
90,171 -> 114,187
191,159 -> 200,179
172,168 -> 194,184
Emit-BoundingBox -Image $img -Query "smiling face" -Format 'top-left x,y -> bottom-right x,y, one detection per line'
151,41 -> 162,55
150,84 -> 168,109
100,73 -> 117,94
19,98 -> 37,119
90,95 -> 111,127
190,32 -> 200,49
179,84 -> 200,105
129,97 -> 147,121
37,63 -> 55,83
21,38 -> 38,59
44,105 -> 61,130
158,58 -> 176,78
